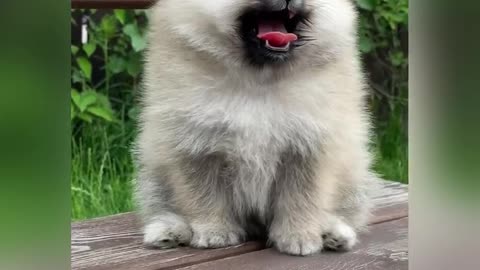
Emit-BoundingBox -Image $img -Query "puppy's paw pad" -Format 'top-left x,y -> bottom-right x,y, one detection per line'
190,223 -> 245,248
322,222 -> 357,251
143,215 -> 192,249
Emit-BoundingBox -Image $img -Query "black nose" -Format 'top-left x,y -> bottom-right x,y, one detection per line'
265,0 -> 305,11
266,0 -> 288,11
287,0 -> 305,12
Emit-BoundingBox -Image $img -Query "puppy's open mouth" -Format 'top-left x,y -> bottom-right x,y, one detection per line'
239,6 -> 309,65
256,11 -> 298,52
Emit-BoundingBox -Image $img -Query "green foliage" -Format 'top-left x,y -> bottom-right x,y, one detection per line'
71,3 -> 409,220
123,23 -> 147,52
75,57 -> 92,80
71,10 -> 147,219
356,0 -> 408,182
356,0 -> 408,101
71,89 -> 116,123
71,9 -> 146,125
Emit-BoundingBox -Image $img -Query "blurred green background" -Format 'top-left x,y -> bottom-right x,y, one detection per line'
71,0 -> 408,220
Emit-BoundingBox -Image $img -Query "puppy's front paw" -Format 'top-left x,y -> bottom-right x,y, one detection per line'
143,214 -> 192,249
322,221 -> 357,251
190,222 -> 246,248
269,231 -> 323,256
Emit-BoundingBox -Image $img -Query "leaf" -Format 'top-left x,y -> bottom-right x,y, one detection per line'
131,36 -> 147,52
87,106 -> 115,122
356,0 -> 377,11
96,94 -> 112,109
359,35 -> 374,53
76,57 -> 92,81
128,106 -> 140,119
77,112 -> 93,123
71,89 -> 81,108
71,45 -> 79,55
390,51 -> 405,67
127,53 -> 142,77
83,43 -> 97,57
107,55 -> 127,74
78,91 -> 97,112
114,10 -> 127,25
100,15 -> 118,39
123,24 -> 147,52
122,24 -> 136,36
72,69 -> 83,84
94,93 -> 117,122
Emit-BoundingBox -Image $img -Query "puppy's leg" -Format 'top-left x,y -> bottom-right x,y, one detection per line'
333,176 -> 374,231
325,169 -> 376,250
136,169 -> 193,249
268,151 -> 357,256
177,154 -> 246,249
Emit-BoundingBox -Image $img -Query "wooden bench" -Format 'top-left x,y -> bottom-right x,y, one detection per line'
71,2 -> 408,269
72,180 -> 408,269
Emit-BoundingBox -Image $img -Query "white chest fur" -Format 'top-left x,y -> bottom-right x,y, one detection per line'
180,83 -> 321,218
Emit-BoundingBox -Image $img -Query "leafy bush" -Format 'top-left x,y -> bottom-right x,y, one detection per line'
356,0 -> 408,182
71,9 -> 147,125
71,1 -> 408,219
71,9 -> 147,219
357,0 -> 408,112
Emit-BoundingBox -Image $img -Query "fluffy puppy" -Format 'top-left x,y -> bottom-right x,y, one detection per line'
135,0 -> 375,256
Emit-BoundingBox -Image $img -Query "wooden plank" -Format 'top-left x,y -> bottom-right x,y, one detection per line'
71,180 -> 407,270
72,212 -> 264,270
178,218 -> 408,270
73,242 -> 265,270
371,180 -> 408,224
71,0 -> 155,9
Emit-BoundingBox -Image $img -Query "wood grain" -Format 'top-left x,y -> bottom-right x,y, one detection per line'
71,180 -> 408,270
72,213 -> 264,270
179,218 -> 408,270
71,0 -> 156,9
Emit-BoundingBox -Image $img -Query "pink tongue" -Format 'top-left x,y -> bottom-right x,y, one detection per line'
257,20 -> 298,47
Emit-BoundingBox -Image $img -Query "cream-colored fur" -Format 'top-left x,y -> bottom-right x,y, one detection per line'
135,0 -> 375,256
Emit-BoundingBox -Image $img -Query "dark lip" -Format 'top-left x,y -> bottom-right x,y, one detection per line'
238,6 -> 310,66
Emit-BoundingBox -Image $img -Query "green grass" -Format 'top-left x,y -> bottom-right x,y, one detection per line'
372,105 -> 408,184
71,120 -> 136,220
71,111 -> 408,220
